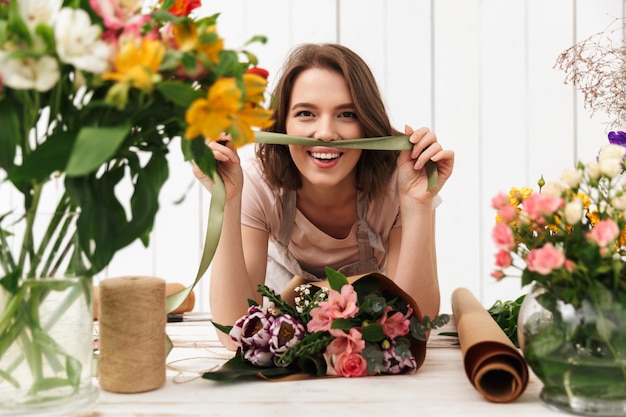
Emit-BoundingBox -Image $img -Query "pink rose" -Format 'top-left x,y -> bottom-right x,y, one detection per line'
526,243 -> 565,275
492,222 -> 515,250
491,192 -> 509,210
324,351 -> 368,378
498,204 -> 518,222
522,193 -> 564,224
587,219 -> 620,248
491,270 -> 505,280
494,250 -> 513,268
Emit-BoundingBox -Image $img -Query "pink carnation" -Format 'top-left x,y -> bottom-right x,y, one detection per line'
526,243 -> 565,275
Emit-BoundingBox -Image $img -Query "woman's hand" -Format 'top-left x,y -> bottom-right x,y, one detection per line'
192,136 -> 244,202
396,125 -> 455,204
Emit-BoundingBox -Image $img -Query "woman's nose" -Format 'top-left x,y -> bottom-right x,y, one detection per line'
313,117 -> 338,142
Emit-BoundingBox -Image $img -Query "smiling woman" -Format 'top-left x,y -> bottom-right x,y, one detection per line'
193,43 -> 455,352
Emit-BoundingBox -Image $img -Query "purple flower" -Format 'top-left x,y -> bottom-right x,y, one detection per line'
269,314 -> 305,358
382,342 -> 417,374
608,131 -> 626,146
239,305 -> 274,348
243,346 -> 274,367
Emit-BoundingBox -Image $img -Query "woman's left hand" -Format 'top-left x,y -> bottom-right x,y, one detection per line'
396,125 -> 455,204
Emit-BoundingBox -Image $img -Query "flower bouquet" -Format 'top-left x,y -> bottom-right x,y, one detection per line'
204,268 -> 449,381
0,0 -> 273,411
490,144 -> 626,414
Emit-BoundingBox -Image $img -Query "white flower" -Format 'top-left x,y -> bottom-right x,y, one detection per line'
612,193 -> 626,211
598,144 -> 626,178
54,8 -> 111,74
0,52 -> 59,91
587,161 -> 601,180
561,167 -> 584,188
18,0 -> 62,32
564,200 -> 583,225
542,181 -> 564,197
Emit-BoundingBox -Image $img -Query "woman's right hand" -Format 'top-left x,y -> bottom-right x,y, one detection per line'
192,136 -> 244,201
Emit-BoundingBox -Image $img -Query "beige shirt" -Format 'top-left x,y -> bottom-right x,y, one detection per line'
240,153 -> 401,278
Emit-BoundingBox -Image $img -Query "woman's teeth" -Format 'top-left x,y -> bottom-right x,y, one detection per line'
311,152 -> 340,160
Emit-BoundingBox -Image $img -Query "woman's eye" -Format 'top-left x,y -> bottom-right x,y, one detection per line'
295,110 -> 314,117
340,111 -> 358,119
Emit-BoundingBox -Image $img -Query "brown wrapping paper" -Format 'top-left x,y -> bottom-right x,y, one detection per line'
451,287 -> 528,403
280,273 -> 427,372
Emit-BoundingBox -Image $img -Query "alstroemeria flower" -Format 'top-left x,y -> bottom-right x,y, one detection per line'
18,0 -> 62,32
378,306 -> 411,339
168,0 -> 201,17
268,314 -> 305,357
184,77 -> 241,140
307,285 -> 359,333
326,328 -> 365,355
0,53 -> 59,92
89,0 -> 143,32
102,38 -> 165,90
54,8 -> 111,74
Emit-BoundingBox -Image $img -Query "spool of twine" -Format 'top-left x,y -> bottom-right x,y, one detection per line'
98,276 -> 166,393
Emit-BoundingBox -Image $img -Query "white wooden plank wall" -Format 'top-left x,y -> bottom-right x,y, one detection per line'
1,0 -> 623,314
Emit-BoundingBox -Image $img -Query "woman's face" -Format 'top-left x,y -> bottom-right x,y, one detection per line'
285,67 -> 364,190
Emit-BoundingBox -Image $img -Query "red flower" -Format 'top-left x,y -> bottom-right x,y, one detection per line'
246,67 -> 269,80
168,0 -> 201,17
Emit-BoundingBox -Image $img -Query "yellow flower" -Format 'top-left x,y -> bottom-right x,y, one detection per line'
243,72 -> 269,105
173,22 -> 224,63
185,77 -> 242,140
103,38 -> 166,90
508,187 -> 533,206
184,76 -> 274,144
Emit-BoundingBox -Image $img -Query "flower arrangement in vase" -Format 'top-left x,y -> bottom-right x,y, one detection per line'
0,0 -> 273,412
490,144 -> 626,415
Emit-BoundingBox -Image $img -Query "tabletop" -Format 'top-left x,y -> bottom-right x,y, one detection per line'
64,315 -> 555,417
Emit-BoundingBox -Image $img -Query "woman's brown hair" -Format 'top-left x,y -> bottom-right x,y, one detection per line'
256,43 -> 400,201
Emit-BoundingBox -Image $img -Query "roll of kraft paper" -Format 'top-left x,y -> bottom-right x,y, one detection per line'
451,287 -> 529,403
98,276 -> 167,393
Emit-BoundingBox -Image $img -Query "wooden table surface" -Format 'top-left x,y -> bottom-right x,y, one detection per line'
63,316 -> 556,417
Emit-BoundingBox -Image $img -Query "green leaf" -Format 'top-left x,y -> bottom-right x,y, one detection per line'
0,270 -> 20,293
66,124 -> 131,176
201,356 -> 297,381
325,267 -> 348,291
190,136 -> 217,179
0,98 -> 19,172
7,131 -> 75,182
156,81 -> 204,107
360,323 -> 385,342
211,321 -> 233,336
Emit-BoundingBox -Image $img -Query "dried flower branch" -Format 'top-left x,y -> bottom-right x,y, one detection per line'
555,18 -> 626,129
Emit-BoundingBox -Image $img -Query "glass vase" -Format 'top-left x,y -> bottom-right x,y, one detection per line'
518,285 -> 626,416
0,212 -> 98,416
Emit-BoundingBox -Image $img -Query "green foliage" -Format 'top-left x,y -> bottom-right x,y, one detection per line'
487,294 -> 526,348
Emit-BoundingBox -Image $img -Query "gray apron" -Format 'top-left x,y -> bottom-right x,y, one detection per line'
265,189 -> 384,293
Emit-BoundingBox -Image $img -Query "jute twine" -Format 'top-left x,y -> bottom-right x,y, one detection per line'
98,276 -> 166,393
